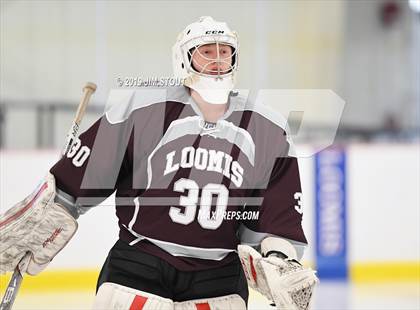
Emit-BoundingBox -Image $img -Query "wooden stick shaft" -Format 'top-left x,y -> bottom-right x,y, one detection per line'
61,82 -> 97,156
74,82 -> 96,125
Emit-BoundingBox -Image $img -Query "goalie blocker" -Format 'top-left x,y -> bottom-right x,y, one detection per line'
0,173 -> 77,275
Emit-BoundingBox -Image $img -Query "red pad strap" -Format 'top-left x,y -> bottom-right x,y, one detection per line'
195,302 -> 211,310
249,255 -> 258,284
129,295 -> 148,310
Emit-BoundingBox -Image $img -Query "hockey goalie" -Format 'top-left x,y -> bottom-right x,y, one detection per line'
0,16 -> 317,310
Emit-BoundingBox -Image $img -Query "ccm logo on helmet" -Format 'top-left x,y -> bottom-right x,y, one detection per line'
205,30 -> 224,34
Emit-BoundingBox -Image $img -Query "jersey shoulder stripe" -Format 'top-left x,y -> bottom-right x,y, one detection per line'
230,91 -> 296,156
104,86 -> 289,134
105,86 -> 190,124
230,91 -> 288,132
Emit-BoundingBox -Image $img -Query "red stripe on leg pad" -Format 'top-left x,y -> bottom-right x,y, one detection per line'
195,302 -> 211,310
249,255 -> 258,284
129,295 -> 148,310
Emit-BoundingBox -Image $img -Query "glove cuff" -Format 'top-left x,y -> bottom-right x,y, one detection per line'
260,237 -> 298,261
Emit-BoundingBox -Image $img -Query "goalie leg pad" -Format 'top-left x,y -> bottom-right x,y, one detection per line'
93,282 -> 174,310
0,173 -> 78,275
174,294 -> 246,310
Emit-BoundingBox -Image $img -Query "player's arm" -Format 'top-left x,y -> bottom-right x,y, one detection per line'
50,113 -> 134,218
0,115 -> 133,276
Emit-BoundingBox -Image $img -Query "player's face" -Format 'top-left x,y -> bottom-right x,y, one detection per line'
191,43 -> 233,76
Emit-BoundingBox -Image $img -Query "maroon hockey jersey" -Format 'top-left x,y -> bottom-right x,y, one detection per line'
50,86 -> 307,271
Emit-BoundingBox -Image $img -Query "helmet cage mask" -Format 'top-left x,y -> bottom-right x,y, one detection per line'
180,34 -> 238,80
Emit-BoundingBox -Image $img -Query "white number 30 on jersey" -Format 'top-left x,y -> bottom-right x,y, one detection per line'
169,178 -> 229,230
66,137 -> 91,167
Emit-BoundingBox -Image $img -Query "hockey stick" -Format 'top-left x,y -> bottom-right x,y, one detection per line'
0,253 -> 28,310
61,82 -> 97,156
0,82 -> 97,310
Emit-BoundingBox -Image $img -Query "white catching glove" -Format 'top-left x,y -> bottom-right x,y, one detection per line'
238,237 -> 318,310
0,173 -> 78,275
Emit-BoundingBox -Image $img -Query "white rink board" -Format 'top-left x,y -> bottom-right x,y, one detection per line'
1,144 -> 419,269
347,144 -> 420,262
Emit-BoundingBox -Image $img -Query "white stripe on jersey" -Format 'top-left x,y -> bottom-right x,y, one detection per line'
146,116 -> 255,189
123,224 -> 235,261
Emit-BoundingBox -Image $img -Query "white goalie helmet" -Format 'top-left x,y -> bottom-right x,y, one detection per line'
172,16 -> 239,104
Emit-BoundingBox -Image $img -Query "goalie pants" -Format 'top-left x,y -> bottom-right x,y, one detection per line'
97,239 -> 249,304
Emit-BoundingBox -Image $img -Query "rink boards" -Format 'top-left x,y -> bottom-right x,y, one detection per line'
0,144 -> 419,287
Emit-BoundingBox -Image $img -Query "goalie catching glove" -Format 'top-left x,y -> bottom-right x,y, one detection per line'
0,173 -> 77,275
238,237 -> 318,310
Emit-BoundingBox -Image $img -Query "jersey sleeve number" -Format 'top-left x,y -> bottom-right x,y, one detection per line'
294,192 -> 303,214
169,178 -> 228,230
66,138 -> 90,167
